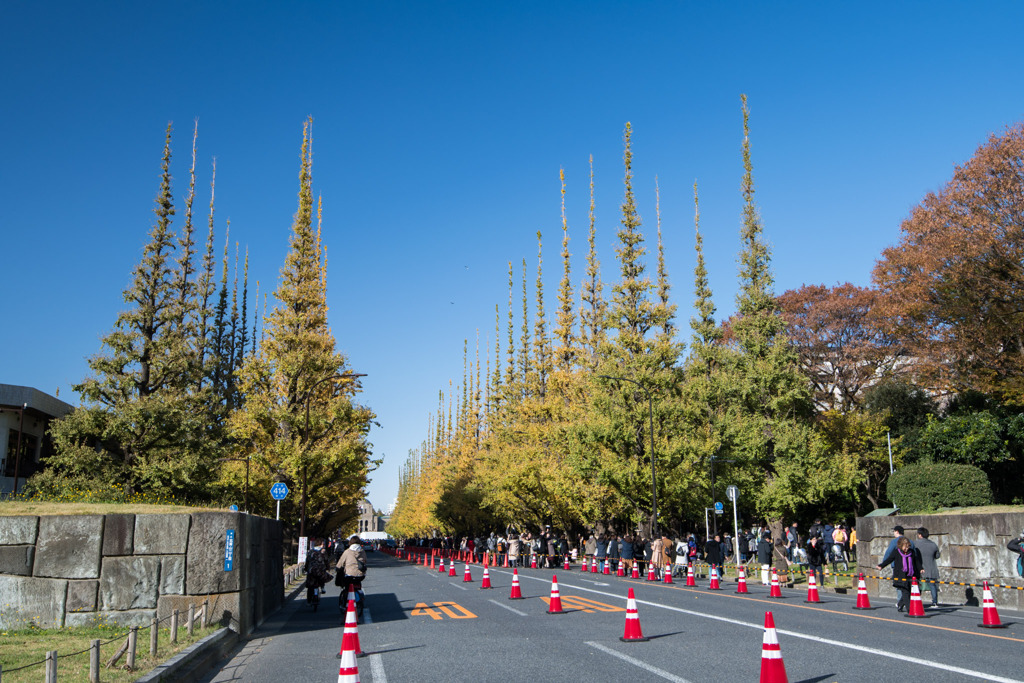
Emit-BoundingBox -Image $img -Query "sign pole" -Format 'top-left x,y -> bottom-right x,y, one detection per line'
276,500 -> 280,521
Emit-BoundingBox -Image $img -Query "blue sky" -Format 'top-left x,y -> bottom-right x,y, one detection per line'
3,2 -> 1023,512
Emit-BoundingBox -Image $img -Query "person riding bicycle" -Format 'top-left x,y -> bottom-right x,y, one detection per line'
337,534 -> 368,616
304,540 -> 330,607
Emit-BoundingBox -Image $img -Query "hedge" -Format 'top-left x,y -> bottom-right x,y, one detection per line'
887,462 -> 992,513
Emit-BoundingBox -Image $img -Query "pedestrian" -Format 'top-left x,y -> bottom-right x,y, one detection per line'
757,531 -> 773,585
786,522 -> 799,561
336,534 -> 368,617
1008,528 -> 1024,578
620,534 -> 635,573
878,525 -> 914,568
584,533 -> 598,567
595,533 -> 608,570
704,534 -> 723,579
546,528 -> 557,568
805,535 -> 826,587
508,534 -> 520,567
650,535 -> 664,579
915,528 -> 940,608
878,536 -> 921,612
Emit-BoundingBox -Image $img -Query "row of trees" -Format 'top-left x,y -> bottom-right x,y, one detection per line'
29,120 -> 376,537
389,105 -> 1024,539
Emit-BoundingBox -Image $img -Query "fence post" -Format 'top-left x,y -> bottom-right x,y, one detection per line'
187,604 -> 195,637
127,626 -> 138,670
202,598 -> 210,628
45,650 -> 57,683
150,617 -> 158,656
89,639 -> 100,683
170,609 -> 179,644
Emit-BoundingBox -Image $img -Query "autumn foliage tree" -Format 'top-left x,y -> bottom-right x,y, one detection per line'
873,123 -> 1024,404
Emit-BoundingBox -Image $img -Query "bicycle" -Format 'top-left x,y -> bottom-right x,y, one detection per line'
339,577 -> 365,621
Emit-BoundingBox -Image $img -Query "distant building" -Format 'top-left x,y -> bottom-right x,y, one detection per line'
0,384 -> 74,495
356,498 -> 386,535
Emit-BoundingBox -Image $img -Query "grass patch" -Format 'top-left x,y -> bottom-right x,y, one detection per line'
929,504 -> 1024,515
0,501 -> 222,516
0,620 -> 221,682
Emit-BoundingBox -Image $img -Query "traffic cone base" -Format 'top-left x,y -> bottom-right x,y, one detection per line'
978,581 -> 1006,628
620,587 -> 648,642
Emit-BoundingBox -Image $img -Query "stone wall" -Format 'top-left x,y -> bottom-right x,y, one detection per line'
0,511 -> 284,634
856,511 -> 1024,610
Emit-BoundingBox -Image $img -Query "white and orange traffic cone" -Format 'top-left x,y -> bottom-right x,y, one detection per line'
448,561 -> 457,577
979,581 -> 1006,628
759,611 -> 788,683
564,556 -> 572,571
547,575 -> 565,614
438,557 -> 446,574
617,561 -> 625,577
736,565 -> 749,594
854,573 -> 871,609
581,558 -> 589,573
531,554 -> 538,569
509,569 -> 523,599
647,563 -> 657,581
708,565 -> 722,590
603,560 -> 611,575
663,561 -> 673,584
769,568 -> 783,598
463,564 -> 473,583
685,564 -> 697,587
337,598 -> 363,658
591,557 -> 598,573
619,587 -> 648,642
804,572 -> 820,603
631,563 -> 640,579
480,566 -> 493,589
906,578 -> 925,618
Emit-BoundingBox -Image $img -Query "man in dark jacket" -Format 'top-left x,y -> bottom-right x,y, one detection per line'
915,528 -> 940,608
757,532 -> 773,585
705,534 -> 724,579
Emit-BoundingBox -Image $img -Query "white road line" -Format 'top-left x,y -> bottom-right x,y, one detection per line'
502,573 -> 1023,683
451,583 -> 468,590
369,653 -> 387,682
586,642 -> 694,683
488,599 -> 527,616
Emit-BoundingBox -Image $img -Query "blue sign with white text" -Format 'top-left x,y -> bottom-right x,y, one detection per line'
270,482 -> 289,500
224,529 -> 235,571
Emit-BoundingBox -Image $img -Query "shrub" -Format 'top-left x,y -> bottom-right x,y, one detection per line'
887,462 -> 992,513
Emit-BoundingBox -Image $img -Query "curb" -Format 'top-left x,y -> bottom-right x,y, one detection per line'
134,627 -> 238,683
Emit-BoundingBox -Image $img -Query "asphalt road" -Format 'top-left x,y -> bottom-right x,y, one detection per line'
200,551 -> 1023,682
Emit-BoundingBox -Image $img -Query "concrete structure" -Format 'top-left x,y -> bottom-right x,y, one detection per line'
356,498 -> 385,535
0,384 -> 74,495
0,511 -> 284,634
857,510 -> 1024,610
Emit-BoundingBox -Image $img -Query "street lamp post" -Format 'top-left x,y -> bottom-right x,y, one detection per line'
300,372 -> 366,538
598,375 -> 658,538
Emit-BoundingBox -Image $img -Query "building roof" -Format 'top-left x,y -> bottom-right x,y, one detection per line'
0,384 -> 74,418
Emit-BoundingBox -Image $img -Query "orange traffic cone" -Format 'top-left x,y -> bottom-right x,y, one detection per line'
759,611 -> 788,683
504,554 -> 509,568
438,557 -> 446,574
619,587 -> 648,642
853,573 -> 871,609
736,565 -> 749,594
564,556 -> 572,571
709,565 -> 722,590
531,554 -> 538,569
646,563 -> 657,581
581,558 -> 589,573
906,578 -> 925,618
663,562 -> 673,584
481,566 -> 493,589
769,568 -> 783,598
448,561 -> 457,577
509,569 -> 524,599
631,563 -> 640,579
591,558 -> 598,573
337,599 -> 363,659
547,575 -> 565,614
603,560 -> 611,575
617,561 -> 625,577
463,564 -> 473,582
979,581 -> 1006,628
805,572 -> 821,603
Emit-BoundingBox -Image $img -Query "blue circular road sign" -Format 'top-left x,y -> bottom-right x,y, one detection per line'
270,482 -> 290,500
229,504 -> 239,511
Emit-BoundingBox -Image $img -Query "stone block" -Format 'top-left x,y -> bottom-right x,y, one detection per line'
948,544 -> 974,568
186,512 -> 242,595
0,545 -> 34,575
158,590 -> 249,633
67,580 -> 99,612
135,514 -> 190,555
100,556 -> 161,610
102,514 -> 135,556
34,515 -> 103,579
0,575 -> 67,629
160,556 -> 185,594
992,513 -> 1024,536
945,517 -> 996,547
0,516 -> 38,545
65,609 -> 156,628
